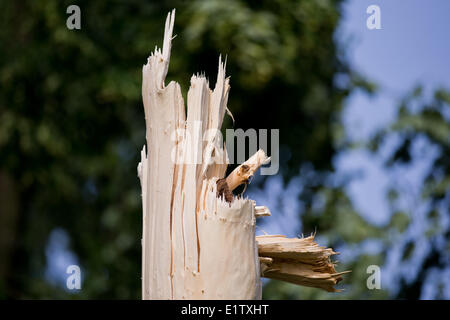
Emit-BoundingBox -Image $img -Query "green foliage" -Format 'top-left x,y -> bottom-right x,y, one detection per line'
372,87 -> 450,299
389,211 -> 410,233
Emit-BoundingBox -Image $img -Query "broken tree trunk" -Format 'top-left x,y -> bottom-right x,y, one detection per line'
138,10 -> 347,300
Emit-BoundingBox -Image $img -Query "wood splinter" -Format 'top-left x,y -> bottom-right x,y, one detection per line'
255,206 -> 271,217
217,149 -> 270,202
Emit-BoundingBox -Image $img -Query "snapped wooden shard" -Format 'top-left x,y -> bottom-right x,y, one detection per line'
256,235 -> 350,292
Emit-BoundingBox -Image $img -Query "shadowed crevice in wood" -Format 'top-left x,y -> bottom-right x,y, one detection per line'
216,178 -> 233,203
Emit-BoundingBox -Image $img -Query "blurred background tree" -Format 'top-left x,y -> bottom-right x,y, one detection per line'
0,0 -> 448,299
263,86 -> 450,299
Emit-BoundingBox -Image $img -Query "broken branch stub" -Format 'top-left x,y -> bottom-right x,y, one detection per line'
226,149 -> 270,192
217,149 -> 270,202
257,235 -> 351,292
138,10 -> 348,300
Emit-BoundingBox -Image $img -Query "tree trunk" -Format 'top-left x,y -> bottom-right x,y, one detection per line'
138,10 -> 347,300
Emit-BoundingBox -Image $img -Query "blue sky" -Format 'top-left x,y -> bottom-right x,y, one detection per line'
253,0 -> 450,232
251,0 -> 450,298
335,0 -> 450,298
337,0 -> 450,226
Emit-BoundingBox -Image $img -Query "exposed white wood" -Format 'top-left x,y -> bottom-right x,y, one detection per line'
139,10 -> 260,299
138,10 -> 347,300
254,206 -> 271,218
225,149 -> 270,192
256,235 -> 350,292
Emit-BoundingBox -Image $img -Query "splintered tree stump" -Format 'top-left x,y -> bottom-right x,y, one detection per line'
138,10 -> 348,300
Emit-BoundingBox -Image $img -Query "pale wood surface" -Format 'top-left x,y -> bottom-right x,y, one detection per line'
138,10 -> 347,300
257,235 -> 350,292
139,10 -> 260,299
